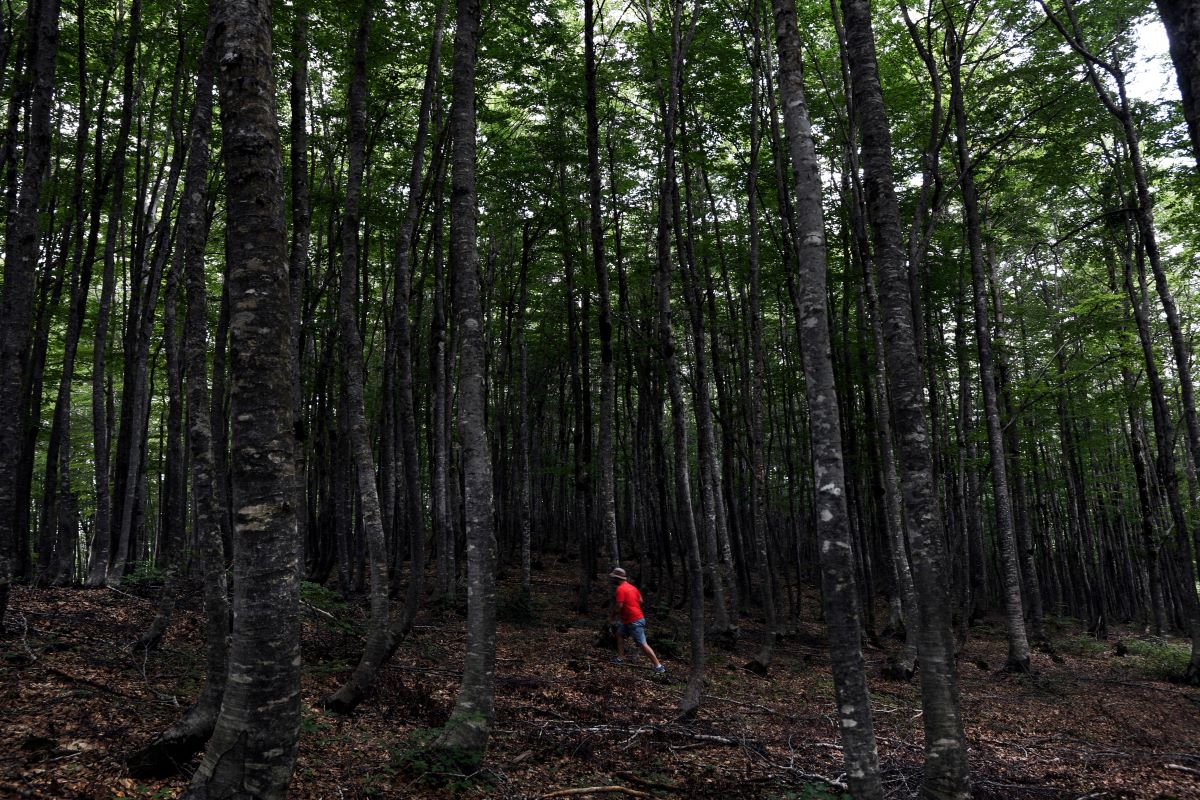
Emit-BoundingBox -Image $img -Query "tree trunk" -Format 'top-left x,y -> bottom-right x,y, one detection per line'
86,0 -> 143,588
1120,207 -> 1200,678
744,0 -> 773,663
946,28 -> 1030,672
38,0 -> 93,586
836,0 -> 972,793
431,0 -> 496,765
323,0 -> 395,716
289,0 -> 312,599
0,0 -> 60,626
327,0 -> 444,713
1156,0 -> 1200,169
646,0 -> 706,720
585,0 -> 619,572
772,0 -> 881,795
184,0 -> 301,791
431,135 -> 454,599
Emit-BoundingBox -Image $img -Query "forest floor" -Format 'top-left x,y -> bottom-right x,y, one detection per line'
1,564 -> 1199,800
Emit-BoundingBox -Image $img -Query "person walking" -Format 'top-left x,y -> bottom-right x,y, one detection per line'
608,568 -> 666,673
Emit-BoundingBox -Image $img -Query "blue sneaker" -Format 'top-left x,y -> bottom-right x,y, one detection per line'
611,657 -> 624,664
653,664 -> 666,674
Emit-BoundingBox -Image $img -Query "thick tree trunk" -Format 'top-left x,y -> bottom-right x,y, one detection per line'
836,0 -> 972,794
0,0 -> 60,627
184,0 -> 301,791
431,0 -> 497,765
1156,0 -> 1200,169
772,0 -> 881,795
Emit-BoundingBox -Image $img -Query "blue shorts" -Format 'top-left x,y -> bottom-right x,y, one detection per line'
619,618 -> 647,646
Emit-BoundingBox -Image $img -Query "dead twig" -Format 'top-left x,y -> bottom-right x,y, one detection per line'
106,585 -> 154,605
700,692 -> 796,718
543,786 -> 651,798
43,665 -> 144,701
1166,763 -> 1200,777
301,599 -> 341,624
615,770 -> 681,792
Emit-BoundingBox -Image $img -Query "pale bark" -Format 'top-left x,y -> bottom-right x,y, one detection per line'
432,0 -> 497,763
772,0 -> 881,794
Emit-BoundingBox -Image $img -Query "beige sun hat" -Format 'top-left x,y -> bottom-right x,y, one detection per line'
608,567 -> 628,581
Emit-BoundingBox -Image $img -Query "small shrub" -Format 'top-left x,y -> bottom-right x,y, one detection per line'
1055,634 -> 1108,659
389,724 -> 490,792
1117,638 -> 1190,680
299,581 -> 364,635
300,581 -> 349,614
121,563 -> 167,593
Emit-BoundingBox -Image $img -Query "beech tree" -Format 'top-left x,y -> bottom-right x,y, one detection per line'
184,0 -> 301,792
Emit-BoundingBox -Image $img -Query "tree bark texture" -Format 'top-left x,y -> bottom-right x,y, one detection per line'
772,0 -> 882,794
836,0 -> 972,793
0,0 -> 61,626
432,0 -> 497,764
184,0 -> 301,793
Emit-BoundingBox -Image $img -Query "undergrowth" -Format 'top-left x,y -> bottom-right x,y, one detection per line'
388,724 -> 492,793
1117,637 -> 1190,680
1055,634 -> 1108,659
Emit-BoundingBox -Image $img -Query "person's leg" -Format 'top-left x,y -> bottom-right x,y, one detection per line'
639,641 -> 662,669
630,621 -> 661,669
615,626 -> 626,660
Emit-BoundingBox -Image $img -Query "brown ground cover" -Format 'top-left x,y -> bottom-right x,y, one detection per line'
1,568 -> 1197,799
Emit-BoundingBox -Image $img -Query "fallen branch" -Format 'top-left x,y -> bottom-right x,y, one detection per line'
301,599 -> 341,624
558,722 -> 754,748
1167,763 -> 1200,777
615,771 -> 681,792
106,585 -> 154,605
785,768 -> 848,792
43,665 -> 143,701
700,693 -> 794,719
543,787 -> 651,799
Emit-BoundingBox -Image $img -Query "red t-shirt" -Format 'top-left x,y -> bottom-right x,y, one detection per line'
614,581 -> 644,624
